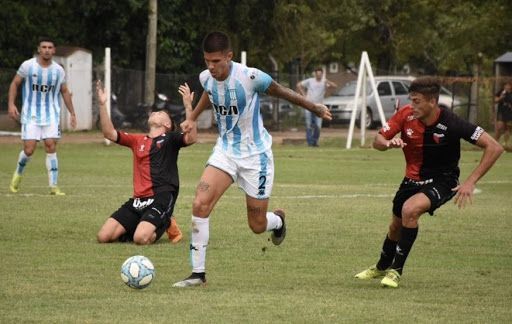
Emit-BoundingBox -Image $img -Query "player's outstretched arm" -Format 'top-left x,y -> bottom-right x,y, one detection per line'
178,83 -> 197,145
266,81 -> 332,121
95,80 -> 118,142
452,132 -> 504,208
180,91 -> 210,133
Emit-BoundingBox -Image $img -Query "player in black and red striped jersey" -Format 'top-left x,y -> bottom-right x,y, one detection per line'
355,76 -> 503,288
95,81 -> 197,245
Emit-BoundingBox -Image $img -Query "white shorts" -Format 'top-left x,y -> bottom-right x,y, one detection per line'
21,122 -> 61,141
207,148 -> 274,199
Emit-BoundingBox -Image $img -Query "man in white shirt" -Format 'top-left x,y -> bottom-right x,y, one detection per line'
297,68 -> 337,147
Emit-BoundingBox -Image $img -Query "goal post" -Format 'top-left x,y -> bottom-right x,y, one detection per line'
104,47 -> 111,146
346,51 -> 386,149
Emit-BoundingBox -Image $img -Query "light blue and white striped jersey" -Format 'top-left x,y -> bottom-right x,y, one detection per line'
17,58 -> 66,126
200,62 -> 273,158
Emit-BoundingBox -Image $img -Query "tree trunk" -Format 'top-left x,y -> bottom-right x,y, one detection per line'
144,0 -> 157,106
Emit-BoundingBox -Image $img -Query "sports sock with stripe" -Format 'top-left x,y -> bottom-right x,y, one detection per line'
16,150 -> 31,175
46,153 -> 59,187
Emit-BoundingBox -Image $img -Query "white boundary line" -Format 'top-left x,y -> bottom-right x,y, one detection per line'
1,193 -> 393,199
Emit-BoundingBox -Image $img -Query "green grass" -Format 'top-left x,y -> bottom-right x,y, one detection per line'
0,135 -> 511,323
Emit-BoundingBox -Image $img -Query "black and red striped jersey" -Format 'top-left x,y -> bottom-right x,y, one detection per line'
379,105 -> 484,181
116,130 -> 186,198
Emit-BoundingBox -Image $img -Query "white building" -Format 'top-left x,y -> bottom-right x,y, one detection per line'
53,47 -> 93,130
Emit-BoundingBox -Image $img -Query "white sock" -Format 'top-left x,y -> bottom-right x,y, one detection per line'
46,153 -> 58,187
265,212 -> 283,231
190,216 -> 209,273
15,150 -> 31,175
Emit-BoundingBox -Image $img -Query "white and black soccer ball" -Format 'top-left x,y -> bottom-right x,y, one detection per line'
120,255 -> 155,289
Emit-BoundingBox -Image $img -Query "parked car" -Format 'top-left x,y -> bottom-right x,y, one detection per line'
259,95 -> 294,121
323,76 -> 464,129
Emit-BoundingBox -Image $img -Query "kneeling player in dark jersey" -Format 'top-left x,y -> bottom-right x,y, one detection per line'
95,81 -> 197,245
355,77 -> 503,288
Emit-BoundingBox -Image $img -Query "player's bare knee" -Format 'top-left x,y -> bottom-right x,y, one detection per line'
96,232 -> 111,243
401,212 -> 419,227
402,201 -> 421,218
133,233 -> 152,245
192,197 -> 211,216
23,147 -> 35,156
44,144 -> 56,153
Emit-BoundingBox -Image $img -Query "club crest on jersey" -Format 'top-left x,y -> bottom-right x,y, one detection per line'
156,139 -> 164,149
406,128 -> 414,137
139,144 -> 145,152
433,133 -> 445,144
229,89 -> 237,101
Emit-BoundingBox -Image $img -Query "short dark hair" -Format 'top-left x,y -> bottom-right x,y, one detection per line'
202,31 -> 231,53
38,36 -> 56,47
409,76 -> 440,100
314,67 -> 323,73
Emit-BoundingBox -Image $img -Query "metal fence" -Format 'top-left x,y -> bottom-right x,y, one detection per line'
1,66 -> 508,132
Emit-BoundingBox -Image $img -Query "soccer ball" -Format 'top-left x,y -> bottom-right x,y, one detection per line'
120,255 -> 155,289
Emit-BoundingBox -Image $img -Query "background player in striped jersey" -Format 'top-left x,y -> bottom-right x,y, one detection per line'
8,37 -> 77,195
355,77 -> 503,288
173,31 -> 332,287
95,81 -> 196,245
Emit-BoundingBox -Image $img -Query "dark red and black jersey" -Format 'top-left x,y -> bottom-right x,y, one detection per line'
379,105 -> 484,181
116,130 -> 186,198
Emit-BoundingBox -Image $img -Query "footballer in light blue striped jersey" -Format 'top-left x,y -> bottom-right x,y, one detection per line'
173,31 -> 332,288
8,37 -> 77,196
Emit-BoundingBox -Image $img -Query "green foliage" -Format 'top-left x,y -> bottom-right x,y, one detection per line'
0,0 -> 511,75
0,138 -> 511,322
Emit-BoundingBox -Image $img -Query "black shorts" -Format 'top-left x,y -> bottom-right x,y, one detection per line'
111,191 -> 177,242
392,177 -> 458,217
497,106 -> 512,122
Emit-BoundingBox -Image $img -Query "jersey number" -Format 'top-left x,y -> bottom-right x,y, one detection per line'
258,175 -> 266,196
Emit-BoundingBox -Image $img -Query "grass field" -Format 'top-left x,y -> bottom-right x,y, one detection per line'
1,134 -> 511,323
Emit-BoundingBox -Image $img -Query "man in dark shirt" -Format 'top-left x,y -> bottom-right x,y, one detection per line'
355,77 -> 503,288
96,81 -> 197,245
494,81 -> 512,148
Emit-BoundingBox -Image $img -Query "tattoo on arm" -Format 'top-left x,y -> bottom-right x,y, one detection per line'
267,81 -> 314,112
